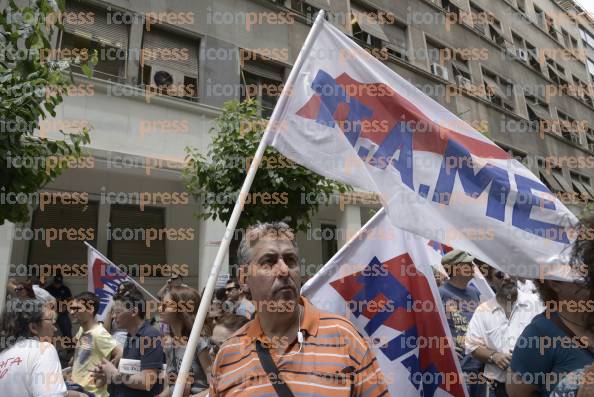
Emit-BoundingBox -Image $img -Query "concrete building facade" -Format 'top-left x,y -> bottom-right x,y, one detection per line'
2,0 -> 594,304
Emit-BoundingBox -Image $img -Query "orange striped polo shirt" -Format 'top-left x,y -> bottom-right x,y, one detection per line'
210,297 -> 390,397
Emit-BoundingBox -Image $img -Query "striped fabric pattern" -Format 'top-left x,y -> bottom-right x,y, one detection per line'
210,297 -> 390,397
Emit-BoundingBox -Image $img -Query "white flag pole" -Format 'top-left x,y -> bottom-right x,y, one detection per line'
172,10 -> 328,397
84,241 -> 159,302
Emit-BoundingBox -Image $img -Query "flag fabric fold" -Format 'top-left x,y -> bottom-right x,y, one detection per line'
87,244 -> 129,321
302,208 -> 468,397
267,18 -> 577,279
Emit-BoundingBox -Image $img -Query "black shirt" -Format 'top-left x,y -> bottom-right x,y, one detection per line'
110,321 -> 164,397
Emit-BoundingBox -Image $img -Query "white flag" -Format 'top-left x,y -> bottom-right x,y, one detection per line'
267,18 -> 577,279
302,208 -> 468,397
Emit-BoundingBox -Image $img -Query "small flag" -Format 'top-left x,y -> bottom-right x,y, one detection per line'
87,244 -> 129,321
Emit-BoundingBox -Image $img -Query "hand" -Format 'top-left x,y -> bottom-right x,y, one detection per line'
491,352 -> 512,370
90,363 -> 107,388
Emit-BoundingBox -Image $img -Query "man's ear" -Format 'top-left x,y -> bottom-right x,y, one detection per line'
238,265 -> 249,291
28,322 -> 39,336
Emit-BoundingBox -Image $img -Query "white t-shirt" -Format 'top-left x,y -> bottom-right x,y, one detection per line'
0,339 -> 67,397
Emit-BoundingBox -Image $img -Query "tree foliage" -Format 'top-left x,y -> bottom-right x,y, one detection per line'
0,0 -> 93,224
183,99 -> 351,232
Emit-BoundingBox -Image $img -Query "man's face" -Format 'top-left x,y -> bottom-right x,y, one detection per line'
493,271 -> 518,298
245,237 -> 300,312
32,307 -> 57,339
112,300 -> 133,329
68,299 -> 93,324
451,262 -> 474,278
225,282 -> 241,302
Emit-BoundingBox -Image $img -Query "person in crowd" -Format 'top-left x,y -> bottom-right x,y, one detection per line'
439,249 -> 485,397
70,292 -> 122,397
28,276 -> 56,305
210,222 -> 389,397
510,217 -> 594,397
103,282 -> 141,347
0,298 -> 88,397
158,285 -> 211,397
223,279 -> 255,319
46,273 -> 73,339
208,314 -> 250,362
507,267 -> 593,395
91,289 -> 164,397
465,270 -> 543,397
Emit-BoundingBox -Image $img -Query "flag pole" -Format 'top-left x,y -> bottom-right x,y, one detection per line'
83,241 -> 159,301
172,10 -> 327,397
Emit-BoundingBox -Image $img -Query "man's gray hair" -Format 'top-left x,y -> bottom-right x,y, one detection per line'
237,222 -> 298,266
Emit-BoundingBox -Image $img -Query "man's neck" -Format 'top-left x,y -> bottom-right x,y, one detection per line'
447,277 -> 471,290
126,318 -> 145,336
495,294 -> 517,317
258,300 -> 301,341
81,319 -> 97,332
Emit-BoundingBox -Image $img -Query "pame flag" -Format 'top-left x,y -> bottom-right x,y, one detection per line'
302,209 -> 467,397
267,18 -> 577,279
87,243 -> 129,321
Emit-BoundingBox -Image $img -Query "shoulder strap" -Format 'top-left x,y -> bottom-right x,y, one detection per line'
256,340 -> 295,397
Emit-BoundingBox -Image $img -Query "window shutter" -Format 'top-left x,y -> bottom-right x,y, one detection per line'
142,27 -> 199,77
64,1 -> 129,49
28,201 -> 98,267
350,5 -> 389,42
242,59 -> 284,82
384,24 -> 407,51
107,205 -> 167,267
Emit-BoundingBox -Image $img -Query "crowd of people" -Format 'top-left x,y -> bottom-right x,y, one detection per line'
0,218 -> 592,397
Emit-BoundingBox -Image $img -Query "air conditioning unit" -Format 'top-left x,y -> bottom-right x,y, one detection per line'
516,48 -> 529,61
431,63 -> 449,80
456,75 -> 472,90
148,67 -> 186,97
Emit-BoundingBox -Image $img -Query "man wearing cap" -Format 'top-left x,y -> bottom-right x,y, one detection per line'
465,270 -> 542,397
439,250 -> 484,397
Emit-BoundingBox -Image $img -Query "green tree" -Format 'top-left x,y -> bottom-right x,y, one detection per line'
183,99 -> 351,233
1,0 -> 93,224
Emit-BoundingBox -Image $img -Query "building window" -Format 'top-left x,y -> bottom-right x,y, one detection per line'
525,42 -> 542,71
320,223 -> 338,263
28,201 -> 98,270
586,128 -> 594,152
426,40 -> 450,80
241,57 -> 285,118
544,13 -> 558,39
351,3 -> 389,49
546,57 -> 568,87
570,172 -> 594,201
580,26 -> 594,49
488,15 -> 508,46
498,144 -> 528,165
537,159 -> 564,194
384,23 -> 408,60
482,68 -> 514,111
587,59 -> 594,80
59,1 -> 129,81
557,110 -> 580,144
441,0 -> 462,18
571,76 -> 594,106
517,0 -> 526,13
470,3 -> 487,35
290,0 -> 320,21
107,205 -> 167,268
141,27 -> 199,101
534,6 -> 546,29
525,93 -> 550,134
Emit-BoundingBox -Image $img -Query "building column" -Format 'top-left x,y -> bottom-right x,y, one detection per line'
0,222 -> 16,310
336,204 -> 362,249
197,218 -> 230,291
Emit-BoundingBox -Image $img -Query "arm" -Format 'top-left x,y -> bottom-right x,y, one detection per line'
102,307 -> 113,333
110,344 -> 123,366
95,359 -> 160,392
506,372 -> 539,397
198,348 -> 212,383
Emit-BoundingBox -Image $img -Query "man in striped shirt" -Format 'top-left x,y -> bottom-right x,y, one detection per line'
210,222 -> 390,397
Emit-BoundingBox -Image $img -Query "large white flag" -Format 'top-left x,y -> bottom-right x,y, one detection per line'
302,208 -> 468,397
267,18 -> 577,279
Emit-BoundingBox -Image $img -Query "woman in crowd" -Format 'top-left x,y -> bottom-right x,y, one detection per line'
0,298 -> 88,397
507,216 -> 594,397
158,285 -> 211,397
